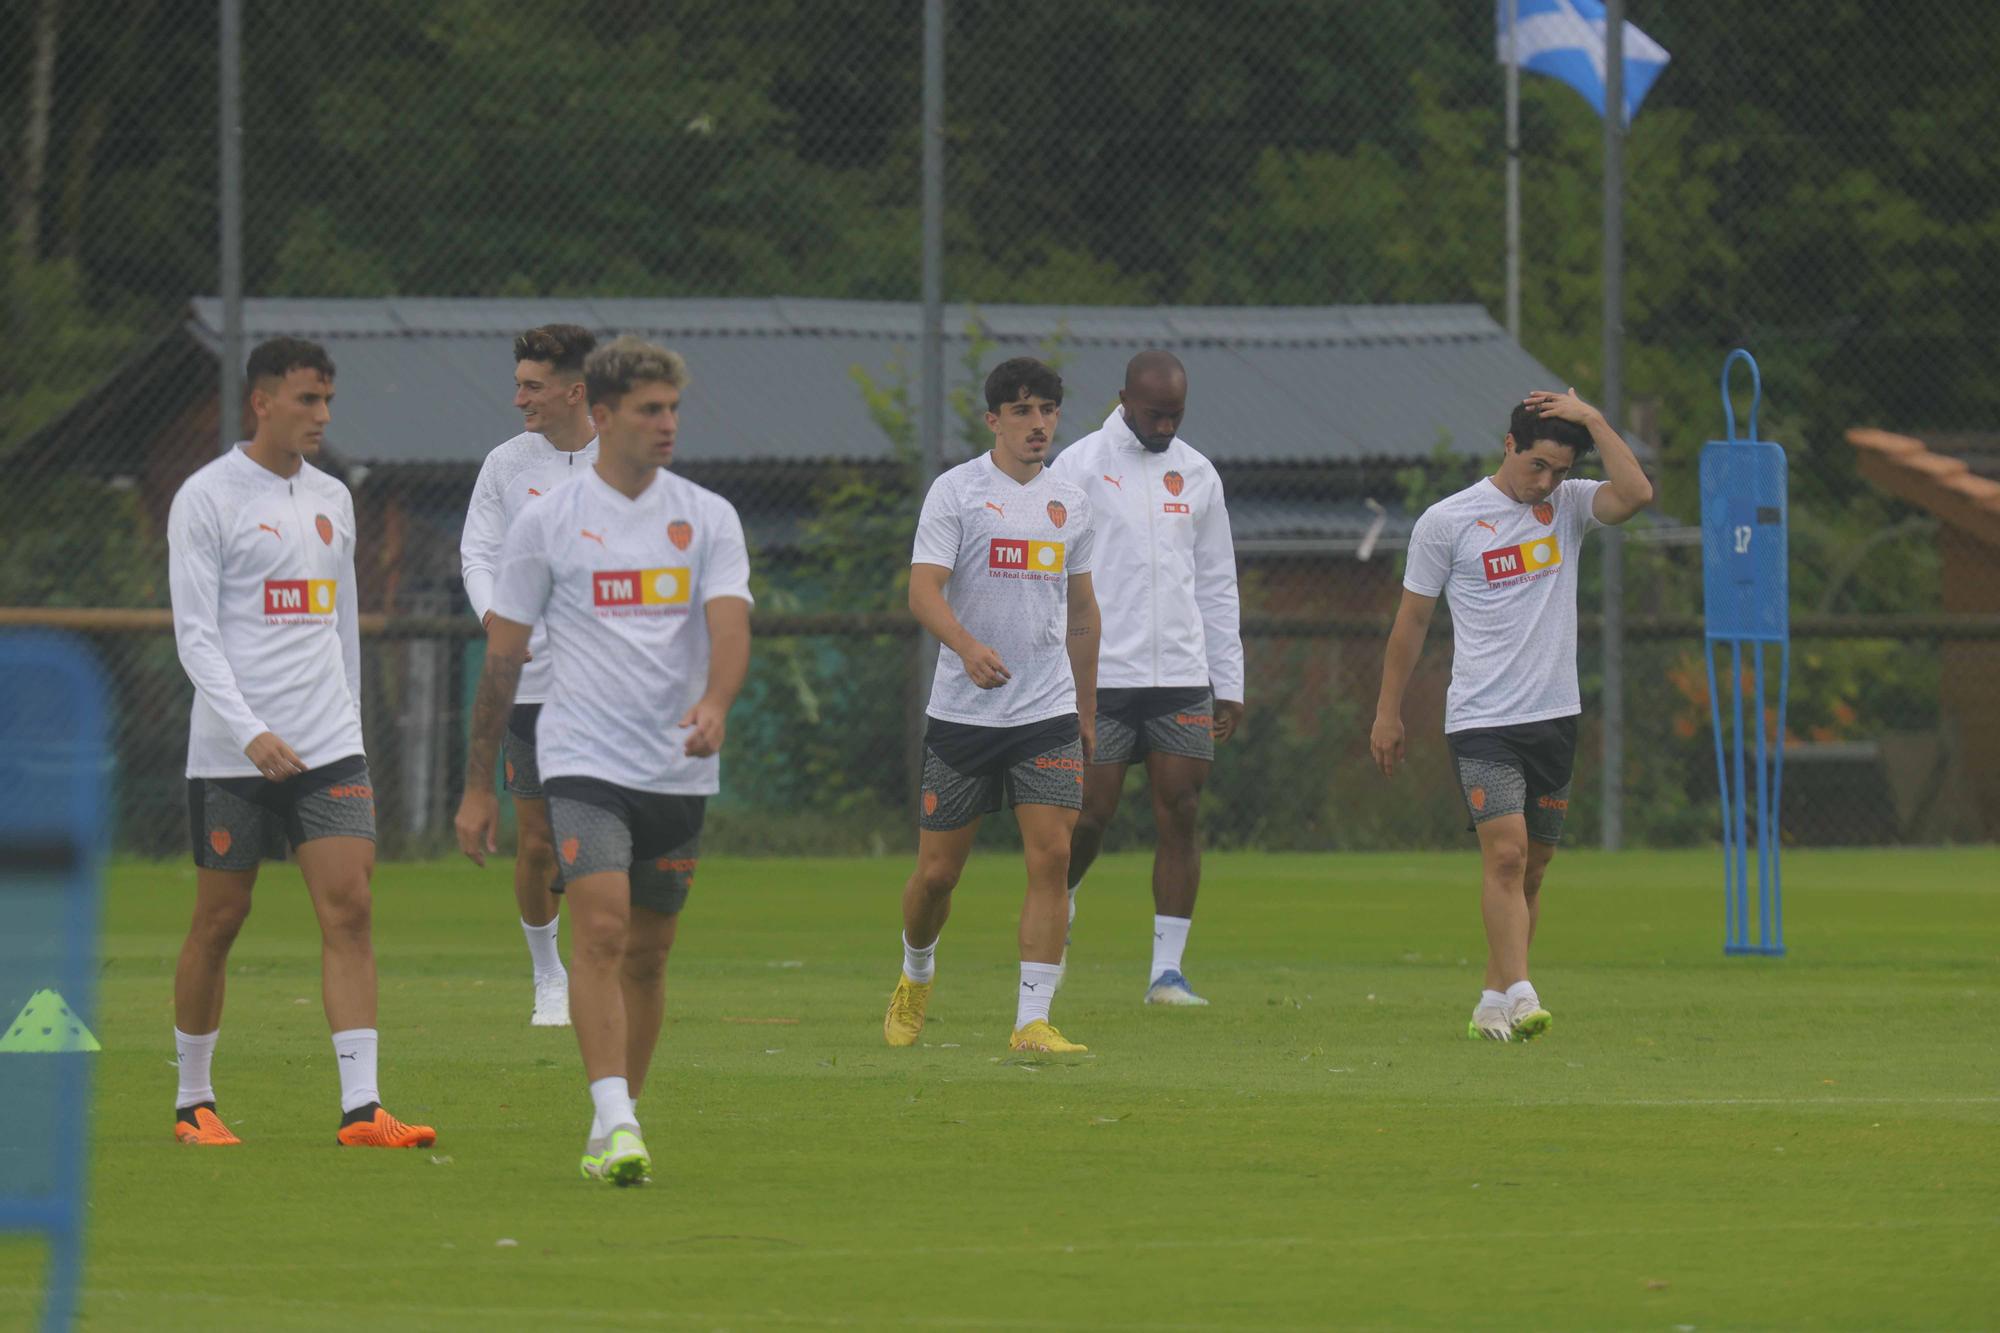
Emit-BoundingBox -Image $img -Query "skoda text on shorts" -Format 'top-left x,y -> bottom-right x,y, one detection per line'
1371,387 -> 1654,1043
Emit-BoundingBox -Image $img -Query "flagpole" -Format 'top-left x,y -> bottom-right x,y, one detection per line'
1600,0 -> 1627,852
1505,0 -> 1521,341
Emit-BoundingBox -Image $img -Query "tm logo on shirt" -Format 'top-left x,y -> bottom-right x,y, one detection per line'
987,537 -> 1065,580
264,579 -> 336,619
1482,537 -> 1562,585
593,567 -> 692,615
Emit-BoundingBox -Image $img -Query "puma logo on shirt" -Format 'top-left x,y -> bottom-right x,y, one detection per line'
258,523 -> 281,539
985,501 -> 1006,518
580,529 -> 605,547
1103,474 -> 1122,489
1474,519 -> 1498,534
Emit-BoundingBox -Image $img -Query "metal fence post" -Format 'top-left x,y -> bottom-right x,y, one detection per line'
218,0 -> 244,454
1599,0 -> 1627,851
908,0 -> 947,801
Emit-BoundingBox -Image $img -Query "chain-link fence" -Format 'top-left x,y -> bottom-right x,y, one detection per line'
5,0 -> 1998,856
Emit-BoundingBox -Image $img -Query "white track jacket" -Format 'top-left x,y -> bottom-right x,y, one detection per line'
167,446 -> 364,778
1047,408 -> 1244,701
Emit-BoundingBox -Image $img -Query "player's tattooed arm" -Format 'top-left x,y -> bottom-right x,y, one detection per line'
455,616 -> 530,866
464,622 -> 529,785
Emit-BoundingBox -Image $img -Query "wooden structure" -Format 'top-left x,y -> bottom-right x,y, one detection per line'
1848,428 -> 2000,838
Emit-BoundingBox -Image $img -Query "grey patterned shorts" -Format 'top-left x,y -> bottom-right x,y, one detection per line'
543,776 -> 704,916
187,755 -> 377,870
1092,687 -> 1216,766
1446,716 -> 1579,844
503,703 -> 544,799
920,715 -> 1084,832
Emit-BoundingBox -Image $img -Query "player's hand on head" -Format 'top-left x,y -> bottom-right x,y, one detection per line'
1369,715 -> 1405,777
454,788 -> 498,866
962,641 -> 1011,689
680,698 -> 728,758
243,732 -> 306,782
1524,387 -> 1600,426
1213,699 -> 1246,744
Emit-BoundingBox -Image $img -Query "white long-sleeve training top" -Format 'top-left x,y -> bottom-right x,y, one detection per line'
1046,407 -> 1245,701
459,431 -> 599,704
167,445 -> 365,778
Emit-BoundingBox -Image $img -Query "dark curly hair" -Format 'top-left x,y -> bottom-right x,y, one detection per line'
1508,401 -> 1595,458
513,324 -> 597,376
983,357 -> 1064,411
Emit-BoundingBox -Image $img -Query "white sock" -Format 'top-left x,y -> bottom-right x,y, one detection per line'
331,1028 -> 380,1114
522,917 -> 563,979
1505,979 -> 1540,1010
1480,988 -> 1509,1011
901,932 -> 937,984
1150,914 -> 1192,983
589,1075 -> 636,1138
590,1094 -> 640,1142
1015,962 -> 1062,1029
175,1028 -> 219,1109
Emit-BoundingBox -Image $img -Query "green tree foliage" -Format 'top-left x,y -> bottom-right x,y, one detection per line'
9,0 -> 1996,504
8,0 -> 1994,850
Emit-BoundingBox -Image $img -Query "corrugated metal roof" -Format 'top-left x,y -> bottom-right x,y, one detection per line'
185,297 -> 1565,467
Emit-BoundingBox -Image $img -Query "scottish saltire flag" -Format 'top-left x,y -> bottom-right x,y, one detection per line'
1496,0 -> 1671,124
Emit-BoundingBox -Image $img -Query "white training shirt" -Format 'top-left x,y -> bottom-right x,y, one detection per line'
460,431 -> 600,704
167,445 -> 364,777
1403,476 -> 1607,733
490,466 -> 753,795
912,453 -> 1095,728
1047,407 -> 1245,700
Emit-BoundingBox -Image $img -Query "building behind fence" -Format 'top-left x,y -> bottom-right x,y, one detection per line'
5,1 -> 1999,853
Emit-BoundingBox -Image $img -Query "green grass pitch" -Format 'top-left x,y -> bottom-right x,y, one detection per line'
3,847 -> 1997,1330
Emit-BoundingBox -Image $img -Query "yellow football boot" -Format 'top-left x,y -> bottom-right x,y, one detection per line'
883,974 -> 933,1047
1009,1019 -> 1087,1054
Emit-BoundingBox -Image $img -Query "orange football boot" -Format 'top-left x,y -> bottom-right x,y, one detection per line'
334,1103 -> 436,1148
173,1104 -> 242,1146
